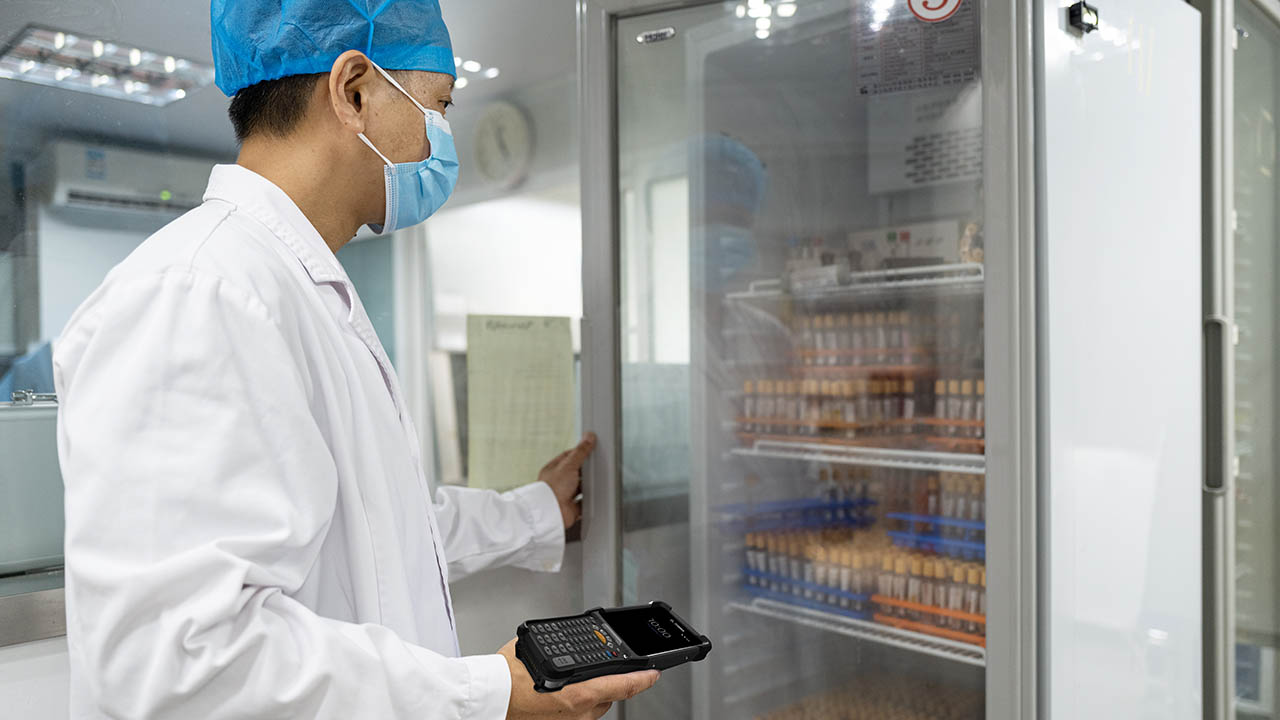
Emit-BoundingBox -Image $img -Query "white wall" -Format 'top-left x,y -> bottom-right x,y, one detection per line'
427,187 -> 583,352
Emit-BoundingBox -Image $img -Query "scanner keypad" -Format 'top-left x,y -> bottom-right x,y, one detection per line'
529,617 -> 626,668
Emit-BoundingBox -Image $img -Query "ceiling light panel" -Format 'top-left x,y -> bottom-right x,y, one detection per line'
0,25 -> 213,106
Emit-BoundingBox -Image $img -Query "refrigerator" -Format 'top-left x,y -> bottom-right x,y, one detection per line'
578,1 -> 1204,718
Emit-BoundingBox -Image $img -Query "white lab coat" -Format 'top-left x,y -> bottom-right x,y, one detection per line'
52,164 -> 566,720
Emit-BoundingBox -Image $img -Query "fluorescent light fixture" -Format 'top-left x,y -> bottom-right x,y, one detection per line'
454,76 -> 469,89
0,25 -> 214,106
756,17 -> 772,30
736,4 -> 746,17
748,4 -> 771,17
777,3 -> 797,17
454,56 -> 462,67
483,67 -> 500,79
462,60 -> 481,73
755,28 -> 770,39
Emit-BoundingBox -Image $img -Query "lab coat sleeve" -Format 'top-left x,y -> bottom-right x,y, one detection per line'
433,481 -> 566,581
54,269 -> 511,720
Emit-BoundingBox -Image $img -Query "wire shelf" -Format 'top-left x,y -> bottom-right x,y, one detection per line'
729,438 -> 985,474
725,263 -> 985,303
727,595 -> 987,668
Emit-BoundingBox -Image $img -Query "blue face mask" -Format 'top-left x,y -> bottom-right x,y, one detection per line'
358,60 -> 459,235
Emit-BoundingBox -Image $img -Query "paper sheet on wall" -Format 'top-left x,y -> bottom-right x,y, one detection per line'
466,315 -> 575,492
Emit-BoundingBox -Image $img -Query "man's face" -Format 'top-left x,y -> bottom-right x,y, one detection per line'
361,69 -> 455,165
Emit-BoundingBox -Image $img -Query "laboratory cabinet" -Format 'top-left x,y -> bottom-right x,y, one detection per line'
579,0 -> 1204,718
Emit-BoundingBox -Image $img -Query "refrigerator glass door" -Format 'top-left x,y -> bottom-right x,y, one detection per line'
617,2 -> 987,717
1234,3 -> 1280,717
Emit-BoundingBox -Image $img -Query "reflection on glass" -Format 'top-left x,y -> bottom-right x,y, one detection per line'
1234,3 -> 1280,718
0,3 -> 231,596
618,2 -> 985,718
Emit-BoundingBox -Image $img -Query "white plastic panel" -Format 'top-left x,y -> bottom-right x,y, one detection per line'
1039,1 -> 1202,719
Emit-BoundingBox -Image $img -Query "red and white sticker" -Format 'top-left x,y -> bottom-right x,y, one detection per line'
908,0 -> 963,22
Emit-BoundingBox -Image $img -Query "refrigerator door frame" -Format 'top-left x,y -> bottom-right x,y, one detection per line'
1190,0 -> 1236,717
578,1 -> 1040,718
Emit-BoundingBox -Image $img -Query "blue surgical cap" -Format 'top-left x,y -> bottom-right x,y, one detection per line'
211,0 -> 455,97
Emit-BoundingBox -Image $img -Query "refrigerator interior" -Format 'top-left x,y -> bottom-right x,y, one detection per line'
617,2 -> 987,718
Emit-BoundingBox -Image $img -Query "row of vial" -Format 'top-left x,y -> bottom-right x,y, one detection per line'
740,378 -> 985,438
759,674 -> 983,720
744,530 -> 986,635
884,472 -> 985,543
792,311 -> 981,368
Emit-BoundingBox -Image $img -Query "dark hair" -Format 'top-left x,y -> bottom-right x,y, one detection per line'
227,73 -> 323,142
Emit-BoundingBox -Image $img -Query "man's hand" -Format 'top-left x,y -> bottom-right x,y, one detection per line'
499,638 -> 658,720
538,432 -> 596,530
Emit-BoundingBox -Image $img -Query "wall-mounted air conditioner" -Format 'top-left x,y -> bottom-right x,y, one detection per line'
28,141 -> 216,216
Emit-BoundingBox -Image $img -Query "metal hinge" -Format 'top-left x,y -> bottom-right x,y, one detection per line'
9,390 -> 57,405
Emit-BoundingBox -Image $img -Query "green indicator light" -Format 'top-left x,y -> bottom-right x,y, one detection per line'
160,190 -> 173,202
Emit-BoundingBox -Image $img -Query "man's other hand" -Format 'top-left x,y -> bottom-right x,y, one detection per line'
538,432 -> 596,530
499,638 -> 659,720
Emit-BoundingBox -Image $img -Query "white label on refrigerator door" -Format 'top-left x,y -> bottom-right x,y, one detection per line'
855,0 -> 979,96
867,83 -> 983,193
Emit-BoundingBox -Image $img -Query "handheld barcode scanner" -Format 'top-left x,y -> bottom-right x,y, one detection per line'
515,601 -> 712,692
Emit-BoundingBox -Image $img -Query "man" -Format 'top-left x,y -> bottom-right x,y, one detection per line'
51,1 -> 658,718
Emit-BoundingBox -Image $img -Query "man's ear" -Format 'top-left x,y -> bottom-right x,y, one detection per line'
328,50 -> 376,134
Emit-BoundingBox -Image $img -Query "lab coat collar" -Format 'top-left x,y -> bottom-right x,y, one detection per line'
203,164 -> 351,288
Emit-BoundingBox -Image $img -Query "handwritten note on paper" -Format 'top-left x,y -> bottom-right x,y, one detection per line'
466,315 -> 575,492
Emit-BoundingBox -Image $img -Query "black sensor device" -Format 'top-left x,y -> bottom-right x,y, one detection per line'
515,601 -> 712,692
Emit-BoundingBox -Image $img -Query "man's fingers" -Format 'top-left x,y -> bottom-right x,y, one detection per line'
559,432 -> 598,470
543,448 -> 573,470
576,670 -> 659,705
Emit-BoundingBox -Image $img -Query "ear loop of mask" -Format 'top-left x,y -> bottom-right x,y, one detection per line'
356,58 -> 434,168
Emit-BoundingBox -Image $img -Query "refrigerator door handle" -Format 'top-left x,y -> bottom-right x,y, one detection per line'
1203,314 -> 1232,494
